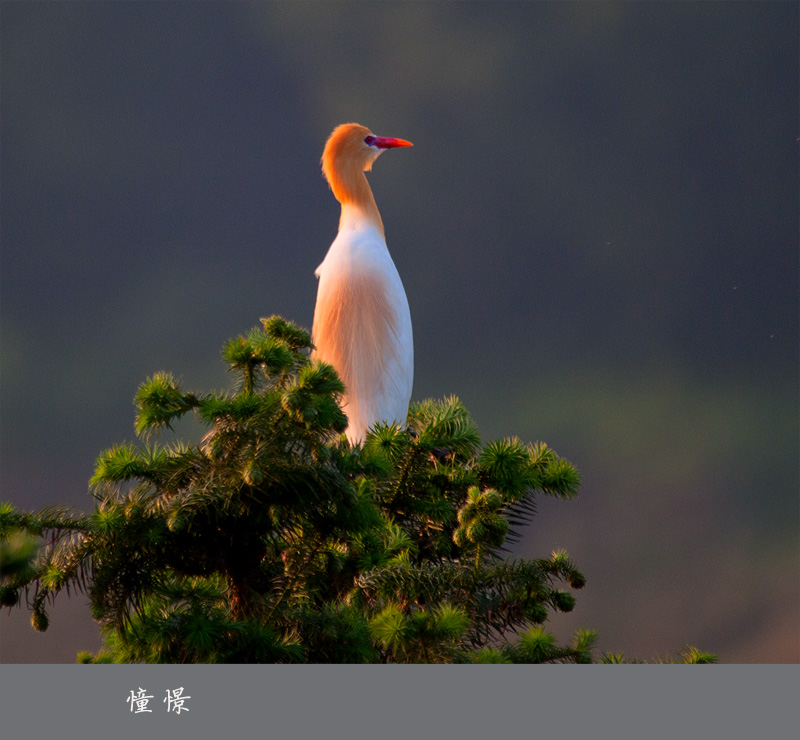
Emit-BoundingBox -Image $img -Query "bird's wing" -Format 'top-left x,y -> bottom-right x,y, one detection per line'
312,262 -> 401,436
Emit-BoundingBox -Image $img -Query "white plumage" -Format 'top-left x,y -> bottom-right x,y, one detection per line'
312,123 -> 414,444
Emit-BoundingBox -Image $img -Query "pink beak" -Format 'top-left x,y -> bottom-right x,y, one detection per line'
367,135 -> 413,149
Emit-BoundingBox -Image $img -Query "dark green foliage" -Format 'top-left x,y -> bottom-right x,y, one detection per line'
0,317 -> 715,664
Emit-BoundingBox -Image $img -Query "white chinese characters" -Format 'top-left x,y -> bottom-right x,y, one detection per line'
126,687 -> 191,714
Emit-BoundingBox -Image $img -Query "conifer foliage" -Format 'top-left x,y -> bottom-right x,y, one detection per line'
0,317 -> 715,664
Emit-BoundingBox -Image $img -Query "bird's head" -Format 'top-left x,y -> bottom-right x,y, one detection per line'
322,123 -> 412,198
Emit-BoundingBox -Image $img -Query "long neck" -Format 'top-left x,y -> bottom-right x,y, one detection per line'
330,165 -> 385,238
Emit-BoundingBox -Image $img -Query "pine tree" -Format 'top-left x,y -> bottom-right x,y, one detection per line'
0,317 -> 715,664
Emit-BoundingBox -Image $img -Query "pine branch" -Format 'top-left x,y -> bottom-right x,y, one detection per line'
1,316 -> 714,664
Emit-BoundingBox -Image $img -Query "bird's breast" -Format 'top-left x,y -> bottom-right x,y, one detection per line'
315,223 -> 391,276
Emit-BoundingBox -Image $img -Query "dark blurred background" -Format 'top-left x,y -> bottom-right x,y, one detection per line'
1,1 -> 797,663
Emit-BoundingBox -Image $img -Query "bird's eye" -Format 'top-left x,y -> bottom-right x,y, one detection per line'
364,135 -> 376,146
